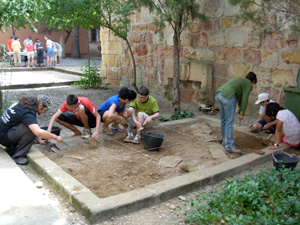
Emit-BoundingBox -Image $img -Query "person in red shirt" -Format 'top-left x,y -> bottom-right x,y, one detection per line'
26,43 -> 35,67
47,95 -> 101,141
7,36 -> 14,66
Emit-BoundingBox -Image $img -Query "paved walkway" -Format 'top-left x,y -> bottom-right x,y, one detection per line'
0,58 -> 100,225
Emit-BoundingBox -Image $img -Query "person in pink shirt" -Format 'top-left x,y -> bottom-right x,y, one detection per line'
26,43 -> 35,67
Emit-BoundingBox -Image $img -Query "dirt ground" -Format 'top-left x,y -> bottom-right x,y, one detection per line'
38,118 -> 266,199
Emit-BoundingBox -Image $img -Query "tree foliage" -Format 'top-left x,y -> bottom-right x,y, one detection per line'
0,0 -> 38,35
36,0 -> 138,90
131,0 -> 207,110
229,0 -> 300,37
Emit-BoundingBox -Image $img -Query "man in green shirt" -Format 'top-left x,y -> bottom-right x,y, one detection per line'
215,72 -> 257,154
124,86 -> 160,144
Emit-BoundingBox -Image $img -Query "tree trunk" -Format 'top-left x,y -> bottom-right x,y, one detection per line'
124,37 -> 138,92
11,23 -> 15,36
71,25 -> 80,58
172,32 -> 181,111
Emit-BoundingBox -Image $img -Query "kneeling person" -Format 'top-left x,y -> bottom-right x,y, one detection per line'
48,95 -> 101,141
0,95 -> 64,165
124,86 -> 160,144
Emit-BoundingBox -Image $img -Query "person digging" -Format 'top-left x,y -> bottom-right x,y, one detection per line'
47,95 -> 101,142
0,95 -> 64,165
249,93 -> 277,134
123,86 -> 160,144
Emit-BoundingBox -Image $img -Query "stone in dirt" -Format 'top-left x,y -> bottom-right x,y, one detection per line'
158,156 -> 183,168
208,144 -> 228,159
35,181 -> 44,188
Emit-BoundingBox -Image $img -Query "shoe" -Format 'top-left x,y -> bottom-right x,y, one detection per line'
14,157 -> 29,165
102,129 -> 114,136
131,134 -> 141,144
27,66 -> 30,68
123,134 -> 134,143
81,129 -> 91,139
227,149 -> 242,155
110,127 -> 124,132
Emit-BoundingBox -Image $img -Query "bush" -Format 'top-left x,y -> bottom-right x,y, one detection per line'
185,167 -> 300,224
73,59 -> 110,89
159,110 -> 194,122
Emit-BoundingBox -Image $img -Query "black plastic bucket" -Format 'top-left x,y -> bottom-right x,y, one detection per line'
40,126 -> 62,136
142,131 -> 166,151
272,152 -> 299,170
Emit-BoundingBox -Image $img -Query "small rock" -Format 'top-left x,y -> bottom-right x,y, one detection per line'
178,196 -> 186,201
221,219 -> 225,223
168,205 -> 176,210
110,217 -> 114,221
35,181 -> 43,188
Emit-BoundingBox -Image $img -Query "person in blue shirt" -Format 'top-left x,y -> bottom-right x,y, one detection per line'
98,87 -> 136,135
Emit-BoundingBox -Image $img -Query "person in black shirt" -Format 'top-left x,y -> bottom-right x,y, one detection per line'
0,95 -> 64,165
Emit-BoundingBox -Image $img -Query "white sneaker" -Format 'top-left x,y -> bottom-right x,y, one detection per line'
123,134 -> 134,143
131,134 -> 141,144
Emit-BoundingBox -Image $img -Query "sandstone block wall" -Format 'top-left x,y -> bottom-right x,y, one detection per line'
100,0 -> 300,116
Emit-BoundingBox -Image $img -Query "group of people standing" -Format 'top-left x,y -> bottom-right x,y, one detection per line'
6,35 -> 62,67
0,86 -> 160,165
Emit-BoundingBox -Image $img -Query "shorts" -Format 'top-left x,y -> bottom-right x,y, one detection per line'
58,107 -> 96,128
127,113 -> 154,129
258,119 -> 276,132
27,52 -> 34,59
46,48 -> 53,56
282,136 -> 300,148
258,119 -> 267,126
98,110 -> 106,122
57,50 -> 62,57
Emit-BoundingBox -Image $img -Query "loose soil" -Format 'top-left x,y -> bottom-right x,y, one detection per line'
38,118 -> 266,199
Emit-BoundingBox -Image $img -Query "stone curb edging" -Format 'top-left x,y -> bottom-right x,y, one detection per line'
28,141 -> 287,223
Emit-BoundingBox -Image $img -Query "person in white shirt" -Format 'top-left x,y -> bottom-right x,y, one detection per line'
249,93 -> 276,133
52,40 -> 57,66
55,42 -> 62,65
44,35 -> 53,67
266,103 -> 300,150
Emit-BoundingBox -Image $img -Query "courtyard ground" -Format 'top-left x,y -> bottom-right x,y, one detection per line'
1,58 -> 299,224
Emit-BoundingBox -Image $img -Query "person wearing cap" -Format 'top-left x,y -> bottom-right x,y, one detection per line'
0,95 -> 64,165
47,95 -> 101,141
249,93 -> 276,133
215,72 -> 257,154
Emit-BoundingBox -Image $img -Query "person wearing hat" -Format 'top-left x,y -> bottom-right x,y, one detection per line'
249,93 -> 276,133
0,95 -> 64,165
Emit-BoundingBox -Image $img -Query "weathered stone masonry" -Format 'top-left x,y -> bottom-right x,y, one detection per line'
100,0 -> 300,116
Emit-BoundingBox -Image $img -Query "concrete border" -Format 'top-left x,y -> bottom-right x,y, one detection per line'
27,117 -> 288,223
1,68 -> 83,89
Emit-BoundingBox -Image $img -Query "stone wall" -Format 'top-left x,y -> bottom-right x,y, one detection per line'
100,0 -> 300,116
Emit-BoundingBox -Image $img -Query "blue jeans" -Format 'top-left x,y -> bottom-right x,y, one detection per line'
215,92 -> 237,151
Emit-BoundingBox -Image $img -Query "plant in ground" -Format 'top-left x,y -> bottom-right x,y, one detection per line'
73,60 -> 110,89
184,166 -> 300,224
159,110 -> 194,122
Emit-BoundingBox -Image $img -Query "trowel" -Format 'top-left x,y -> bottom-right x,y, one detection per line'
85,136 -> 99,147
48,142 -> 60,152
262,134 -> 273,146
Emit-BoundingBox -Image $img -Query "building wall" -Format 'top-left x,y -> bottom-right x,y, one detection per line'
0,24 -> 88,55
100,0 -> 300,116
